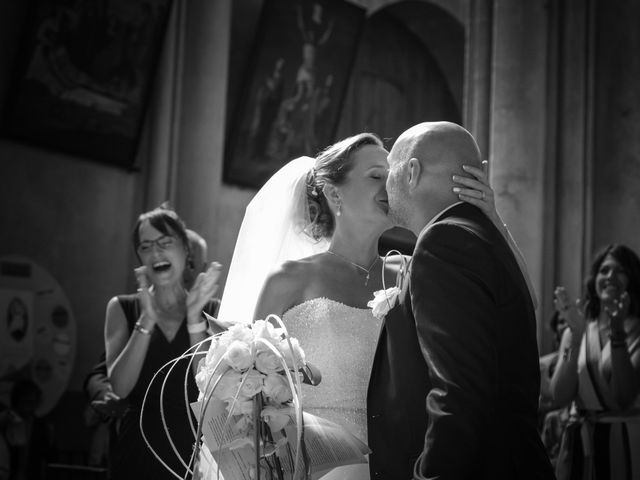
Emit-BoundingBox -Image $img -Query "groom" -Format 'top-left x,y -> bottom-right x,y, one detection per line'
367,122 -> 555,479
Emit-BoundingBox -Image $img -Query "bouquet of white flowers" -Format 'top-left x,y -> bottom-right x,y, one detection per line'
140,315 -> 370,480
193,316 -> 309,480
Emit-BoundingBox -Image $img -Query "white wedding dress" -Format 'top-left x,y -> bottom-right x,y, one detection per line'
283,297 -> 382,480
200,157 -> 383,479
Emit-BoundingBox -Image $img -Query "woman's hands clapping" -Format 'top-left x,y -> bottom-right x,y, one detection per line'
134,262 -> 222,327
186,262 -> 222,324
603,291 -> 630,333
554,286 -> 586,338
134,266 -> 159,328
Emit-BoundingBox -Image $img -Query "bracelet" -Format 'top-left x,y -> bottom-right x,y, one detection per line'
187,320 -> 207,334
134,321 -> 153,335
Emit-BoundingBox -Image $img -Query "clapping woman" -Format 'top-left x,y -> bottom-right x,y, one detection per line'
105,206 -> 221,479
550,244 -> 640,480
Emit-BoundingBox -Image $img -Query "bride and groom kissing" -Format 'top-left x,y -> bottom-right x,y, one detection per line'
216,121 -> 555,479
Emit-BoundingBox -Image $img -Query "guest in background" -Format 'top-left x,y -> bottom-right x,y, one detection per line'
182,229 -> 211,291
104,206 -> 221,479
83,351 -> 125,469
539,309 -> 571,469
0,380 -> 50,480
550,310 -> 568,352
540,310 -> 571,414
83,227 -> 216,471
550,243 -> 640,480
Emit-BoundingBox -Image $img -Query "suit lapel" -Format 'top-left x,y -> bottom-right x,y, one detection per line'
368,262 -> 411,395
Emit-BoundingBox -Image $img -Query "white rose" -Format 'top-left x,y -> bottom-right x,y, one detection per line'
239,368 -> 265,397
215,370 -> 244,401
277,337 -> 305,370
223,340 -> 253,372
226,323 -> 255,344
195,360 -> 216,396
262,373 -> 292,404
255,349 -> 284,374
252,319 -> 284,349
204,337 -> 228,370
261,405 -> 293,432
367,286 -> 401,320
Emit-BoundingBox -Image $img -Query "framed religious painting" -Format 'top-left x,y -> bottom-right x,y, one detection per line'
2,0 -> 173,168
223,0 -> 365,188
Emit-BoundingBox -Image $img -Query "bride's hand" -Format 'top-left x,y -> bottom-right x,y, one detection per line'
452,160 -> 501,227
186,262 -> 222,324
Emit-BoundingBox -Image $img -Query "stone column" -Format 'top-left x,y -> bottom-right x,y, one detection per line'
464,0 -> 493,157
174,0 -> 232,256
490,0 -> 549,346
553,0 -> 596,315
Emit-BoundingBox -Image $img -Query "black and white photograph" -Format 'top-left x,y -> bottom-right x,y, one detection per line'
1,0 -> 640,479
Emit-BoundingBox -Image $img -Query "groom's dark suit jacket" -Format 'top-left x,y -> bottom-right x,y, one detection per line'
367,203 -> 555,479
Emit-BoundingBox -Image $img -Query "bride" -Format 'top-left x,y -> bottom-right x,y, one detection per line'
211,132 -> 514,479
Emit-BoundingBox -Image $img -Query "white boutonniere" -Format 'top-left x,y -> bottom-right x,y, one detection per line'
367,250 -> 409,320
368,286 -> 401,320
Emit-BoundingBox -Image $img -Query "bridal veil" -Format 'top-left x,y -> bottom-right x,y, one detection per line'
216,156 -> 329,325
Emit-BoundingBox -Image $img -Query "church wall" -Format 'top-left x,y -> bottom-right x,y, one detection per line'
0,0 -> 140,391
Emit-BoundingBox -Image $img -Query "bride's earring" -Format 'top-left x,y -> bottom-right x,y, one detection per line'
336,203 -> 342,217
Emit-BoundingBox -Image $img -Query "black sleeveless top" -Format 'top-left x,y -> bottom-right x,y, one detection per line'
110,293 -> 219,480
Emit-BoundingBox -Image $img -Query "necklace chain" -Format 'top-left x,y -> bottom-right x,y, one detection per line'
326,250 -> 379,286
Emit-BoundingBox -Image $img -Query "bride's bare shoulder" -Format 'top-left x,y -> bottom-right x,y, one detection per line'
261,255 -> 324,295
255,256 -> 324,318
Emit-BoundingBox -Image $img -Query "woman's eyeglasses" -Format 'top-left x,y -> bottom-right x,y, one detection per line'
137,236 -> 177,254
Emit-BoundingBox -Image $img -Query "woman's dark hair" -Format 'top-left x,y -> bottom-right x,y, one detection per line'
583,243 -> 640,319
305,132 -> 383,240
132,203 -> 190,260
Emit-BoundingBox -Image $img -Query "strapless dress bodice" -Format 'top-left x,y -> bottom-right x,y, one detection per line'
283,297 -> 381,444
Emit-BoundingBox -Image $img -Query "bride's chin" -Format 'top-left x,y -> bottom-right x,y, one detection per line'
348,211 -> 392,233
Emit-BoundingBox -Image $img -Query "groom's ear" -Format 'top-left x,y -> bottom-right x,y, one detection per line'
408,158 -> 422,190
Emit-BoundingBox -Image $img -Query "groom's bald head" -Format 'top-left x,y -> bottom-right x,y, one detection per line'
395,121 -> 481,172
386,121 -> 482,233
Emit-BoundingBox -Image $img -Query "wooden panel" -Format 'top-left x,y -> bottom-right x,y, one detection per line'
336,10 -> 461,143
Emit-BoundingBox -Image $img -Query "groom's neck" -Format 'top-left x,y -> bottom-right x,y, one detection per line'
408,198 -> 455,236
